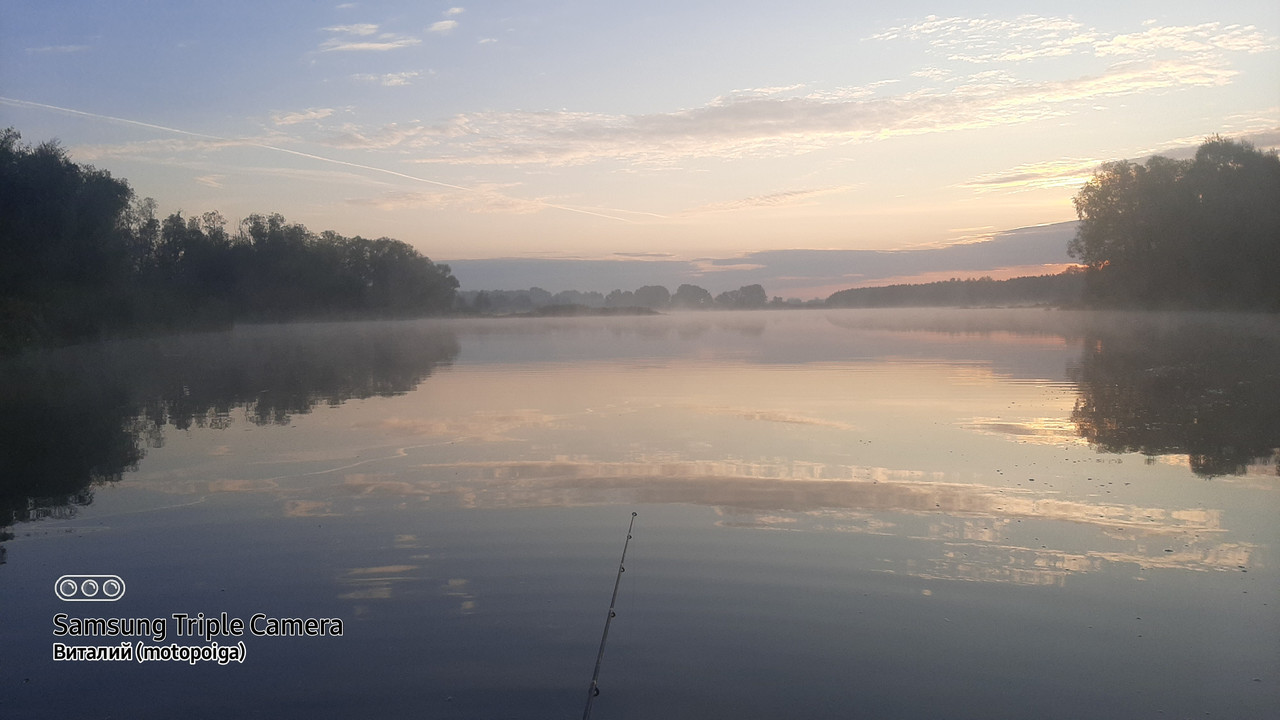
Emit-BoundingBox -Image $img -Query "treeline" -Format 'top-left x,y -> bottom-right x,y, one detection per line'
1070,136 -> 1280,309
1,128 -> 458,350
456,282 -> 822,314
826,269 -> 1085,308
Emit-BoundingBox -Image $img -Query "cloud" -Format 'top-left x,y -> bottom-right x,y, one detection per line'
686,186 -> 858,214
234,165 -> 393,187
724,84 -> 809,99
286,16 -> 1258,169
26,45 -> 91,54
346,184 -> 547,215
353,71 -> 423,87
325,23 -> 378,36
442,221 -> 1078,296
445,7 -> 465,17
321,35 -> 421,52
378,57 -> 1230,166
429,20 -> 458,34
67,136 -> 394,189
614,252 -> 676,259
1095,23 -> 1277,59
874,14 -> 1276,65
688,260 -> 768,274
960,158 -> 1105,193
323,122 -> 432,149
69,136 -> 267,163
319,25 -> 420,51
911,67 -> 952,81
966,123 -> 1280,196
271,107 -> 335,125
871,14 -> 1098,63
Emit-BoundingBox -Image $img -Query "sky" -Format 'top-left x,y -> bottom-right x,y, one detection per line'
2,1 -> 1278,297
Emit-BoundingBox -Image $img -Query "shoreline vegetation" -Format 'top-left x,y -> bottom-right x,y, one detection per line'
2,129 -> 1276,352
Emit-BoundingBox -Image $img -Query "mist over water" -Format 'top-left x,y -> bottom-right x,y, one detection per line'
3,309 -> 1277,719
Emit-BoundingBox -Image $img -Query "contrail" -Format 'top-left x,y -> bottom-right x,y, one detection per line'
0,96 -> 668,223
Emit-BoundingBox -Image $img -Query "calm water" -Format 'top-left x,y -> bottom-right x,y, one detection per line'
2,309 -> 1277,719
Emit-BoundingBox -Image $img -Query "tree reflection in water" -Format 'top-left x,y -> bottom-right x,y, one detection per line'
0,321 -> 459,560
4,311 -> 1278,566
1070,315 -> 1280,476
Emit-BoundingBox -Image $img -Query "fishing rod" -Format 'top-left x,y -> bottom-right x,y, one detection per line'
582,511 -> 637,720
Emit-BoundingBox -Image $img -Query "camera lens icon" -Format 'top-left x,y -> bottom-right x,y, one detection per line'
55,575 -> 126,602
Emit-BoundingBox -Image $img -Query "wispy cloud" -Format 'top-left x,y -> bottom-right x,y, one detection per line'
968,121 -> 1280,195
960,158 -> 1103,193
874,14 -> 1276,65
70,136 -> 268,163
346,184 -> 546,215
614,251 -> 676,259
1,96 -> 651,224
194,174 -> 225,188
687,186 -> 859,214
688,260 -> 768,274
271,108 -> 335,126
304,56 -> 1230,166
872,15 -> 1098,63
320,23 -> 420,52
323,122 -> 431,149
430,7 -> 464,34
1095,23 -> 1277,59
26,45 -> 91,54
280,16 -> 1264,168
353,71 -> 423,87
324,23 -> 378,36
321,35 -> 421,52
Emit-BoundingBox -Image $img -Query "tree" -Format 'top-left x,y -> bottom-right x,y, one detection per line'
1,127 -> 460,346
672,284 -> 713,309
553,290 -> 604,307
1069,136 -> 1280,308
1,128 -> 136,342
604,289 -> 636,307
738,284 -> 767,308
715,284 -> 767,309
633,285 -> 671,309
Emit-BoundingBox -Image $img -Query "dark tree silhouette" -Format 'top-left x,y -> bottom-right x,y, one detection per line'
1070,136 -> 1280,309
672,284 -> 714,309
633,285 -> 671,309
826,270 -> 1085,308
715,284 -> 768,309
0,129 -> 136,344
1,128 -> 459,348
604,289 -> 636,308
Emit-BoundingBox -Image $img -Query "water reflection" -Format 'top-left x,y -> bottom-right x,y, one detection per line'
822,309 -> 1280,475
1068,315 -> 1280,476
5,311 -> 1275,720
382,458 -> 1254,583
3,310 -> 1276,560
0,321 -> 459,558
